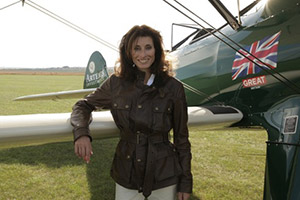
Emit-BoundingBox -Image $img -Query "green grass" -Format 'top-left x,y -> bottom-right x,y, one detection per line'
0,74 -> 267,199
0,75 -> 82,115
190,127 -> 266,200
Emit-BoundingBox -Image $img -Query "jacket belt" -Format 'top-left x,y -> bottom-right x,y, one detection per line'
120,132 -> 169,197
120,132 -> 169,144
142,138 -> 155,197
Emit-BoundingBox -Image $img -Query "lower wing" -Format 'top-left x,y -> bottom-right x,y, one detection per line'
0,106 -> 242,147
13,88 -> 97,101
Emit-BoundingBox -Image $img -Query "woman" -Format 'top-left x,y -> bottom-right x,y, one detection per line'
71,25 -> 192,200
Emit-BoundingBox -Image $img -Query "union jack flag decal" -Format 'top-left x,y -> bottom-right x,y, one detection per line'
232,31 -> 281,80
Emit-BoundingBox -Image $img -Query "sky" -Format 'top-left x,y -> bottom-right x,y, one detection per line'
0,0 -> 256,69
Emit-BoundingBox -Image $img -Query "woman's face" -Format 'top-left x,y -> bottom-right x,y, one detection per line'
131,36 -> 155,74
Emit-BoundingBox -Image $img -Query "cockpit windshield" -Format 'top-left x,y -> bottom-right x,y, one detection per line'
169,0 -> 267,51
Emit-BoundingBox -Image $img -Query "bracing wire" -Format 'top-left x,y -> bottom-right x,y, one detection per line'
0,1 -> 20,11
163,0 -> 300,94
180,81 -> 220,103
24,0 -> 119,52
175,76 -> 223,104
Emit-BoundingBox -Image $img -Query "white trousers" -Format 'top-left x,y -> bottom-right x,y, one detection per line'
115,183 -> 177,200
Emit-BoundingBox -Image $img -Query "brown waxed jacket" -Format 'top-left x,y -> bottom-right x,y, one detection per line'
71,72 -> 193,197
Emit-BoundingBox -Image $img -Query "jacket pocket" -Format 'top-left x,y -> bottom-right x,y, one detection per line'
152,101 -> 173,132
154,143 -> 182,182
111,143 -> 134,183
111,97 -> 132,129
112,97 -> 132,110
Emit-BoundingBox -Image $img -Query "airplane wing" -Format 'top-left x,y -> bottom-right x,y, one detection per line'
14,88 -> 96,101
188,106 -> 243,128
13,51 -> 108,102
0,106 -> 242,147
0,111 -> 118,146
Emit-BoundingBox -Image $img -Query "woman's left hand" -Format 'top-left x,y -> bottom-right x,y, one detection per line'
177,192 -> 190,200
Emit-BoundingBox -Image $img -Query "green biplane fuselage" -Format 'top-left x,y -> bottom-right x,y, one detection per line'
174,0 -> 300,199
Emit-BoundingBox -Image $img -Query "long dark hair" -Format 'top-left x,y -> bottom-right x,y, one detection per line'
115,25 -> 174,83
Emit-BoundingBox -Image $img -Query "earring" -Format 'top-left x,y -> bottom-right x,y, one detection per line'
132,63 -> 136,68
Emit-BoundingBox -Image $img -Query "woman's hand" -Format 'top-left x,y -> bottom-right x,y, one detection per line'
74,136 -> 93,163
177,192 -> 191,200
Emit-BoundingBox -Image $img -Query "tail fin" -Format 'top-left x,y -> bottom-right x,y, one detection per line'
84,51 -> 109,89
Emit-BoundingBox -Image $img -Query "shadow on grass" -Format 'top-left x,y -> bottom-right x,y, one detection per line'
0,139 -> 117,199
0,138 -> 201,200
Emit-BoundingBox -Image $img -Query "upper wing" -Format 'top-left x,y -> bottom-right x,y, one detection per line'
13,88 -> 96,101
0,106 -> 242,147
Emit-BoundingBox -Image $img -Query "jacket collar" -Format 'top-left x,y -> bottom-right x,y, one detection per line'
135,70 -> 170,96
135,70 -> 155,88
146,74 -> 155,86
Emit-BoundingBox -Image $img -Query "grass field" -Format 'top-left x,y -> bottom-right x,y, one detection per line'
0,74 -> 267,200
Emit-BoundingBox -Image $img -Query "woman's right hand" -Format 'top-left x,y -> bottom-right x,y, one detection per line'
74,136 -> 93,163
